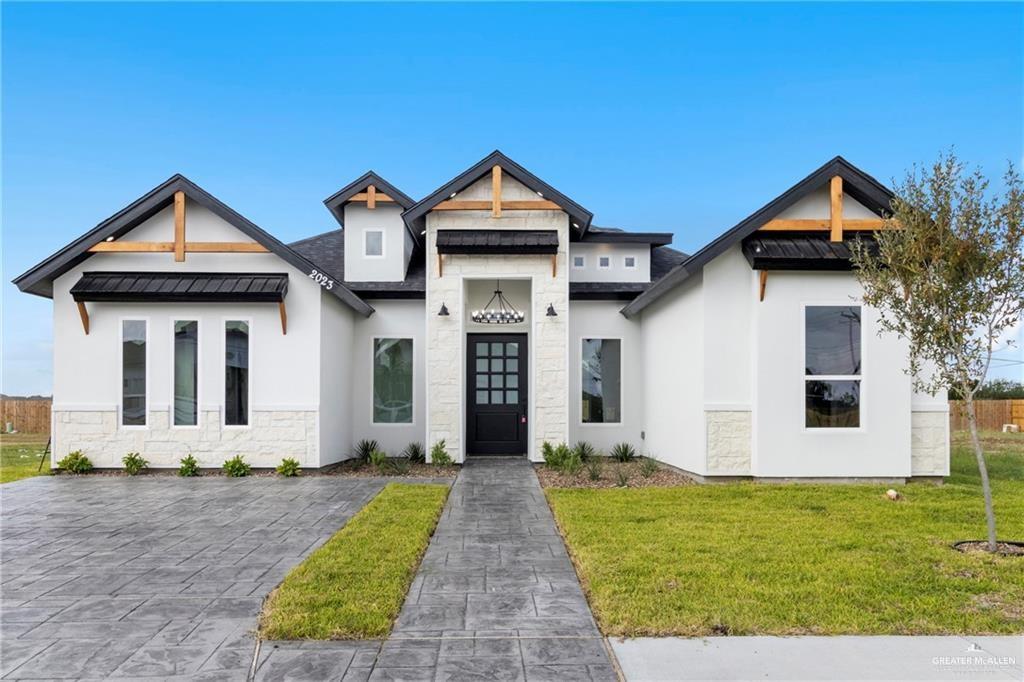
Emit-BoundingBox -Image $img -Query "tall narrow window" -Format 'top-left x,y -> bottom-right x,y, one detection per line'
373,338 -> 413,423
173,321 -> 198,426
582,338 -> 622,423
805,306 -> 861,428
225,321 -> 249,426
365,230 -> 384,257
121,320 -> 147,426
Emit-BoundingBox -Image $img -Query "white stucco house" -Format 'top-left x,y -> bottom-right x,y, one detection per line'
14,151 -> 949,480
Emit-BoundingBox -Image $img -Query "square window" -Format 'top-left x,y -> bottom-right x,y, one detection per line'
598,256 -> 611,268
476,344 -> 488,357
506,342 -> 518,356
572,255 -> 585,268
507,375 -> 518,389
476,390 -> 489,404
492,374 -> 504,389
806,380 -> 860,428
506,390 -> 519,404
476,358 -> 489,372
506,358 -> 519,372
491,390 -> 504,404
624,256 -> 636,268
490,358 -> 504,372
491,342 -> 504,356
364,230 -> 383,257
476,374 -> 489,388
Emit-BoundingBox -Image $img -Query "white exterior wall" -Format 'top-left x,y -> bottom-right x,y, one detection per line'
343,204 -> 409,282
639,275 -> 705,473
50,200 -> 325,469
568,243 -> 650,282
568,301 -> 645,452
319,293 -> 355,465
426,174 -> 569,463
775,187 -> 879,220
349,299 -> 427,455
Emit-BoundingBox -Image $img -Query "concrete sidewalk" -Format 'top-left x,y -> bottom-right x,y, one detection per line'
610,635 -> 1023,681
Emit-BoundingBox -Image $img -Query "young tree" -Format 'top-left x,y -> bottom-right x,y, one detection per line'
850,153 -> 1023,552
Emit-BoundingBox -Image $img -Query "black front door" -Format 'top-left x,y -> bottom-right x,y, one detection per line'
467,334 -> 528,455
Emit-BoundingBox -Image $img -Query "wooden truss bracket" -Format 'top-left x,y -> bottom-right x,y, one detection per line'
437,253 -> 443,278
367,184 -> 377,210
759,270 -> 768,302
830,175 -> 843,242
76,301 -> 90,334
174,191 -> 186,262
278,301 -> 288,334
492,165 -> 502,218
551,254 -> 557,278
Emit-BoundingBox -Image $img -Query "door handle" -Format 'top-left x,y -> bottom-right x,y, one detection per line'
520,415 -> 527,424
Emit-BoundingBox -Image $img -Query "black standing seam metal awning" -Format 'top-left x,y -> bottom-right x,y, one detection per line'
435,230 -> 559,255
741,235 -> 879,271
70,272 -> 289,303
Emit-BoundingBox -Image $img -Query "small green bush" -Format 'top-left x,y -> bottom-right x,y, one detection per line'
369,449 -> 389,472
561,448 -> 583,476
640,457 -> 659,478
122,452 -> 148,476
610,442 -> 637,462
430,440 -> 453,466
402,442 -> 425,464
573,441 -> 596,462
57,450 -> 93,474
543,441 -> 565,469
354,439 -> 379,463
586,458 -> 603,481
615,466 -> 630,487
223,455 -> 251,477
277,458 -> 301,477
179,454 -> 200,477
389,457 -> 411,475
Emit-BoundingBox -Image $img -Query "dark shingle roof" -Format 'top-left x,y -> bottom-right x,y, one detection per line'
436,230 -> 558,254
582,226 -> 673,246
71,272 -> 289,303
570,245 -> 689,300
290,229 -> 426,298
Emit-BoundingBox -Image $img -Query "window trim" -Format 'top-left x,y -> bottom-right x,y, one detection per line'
118,317 -> 149,430
623,255 -> 637,269
579,336 -> 624,426
371,336 -> 415,426
597,255 -> 611,269
363,229 -> 386,259
571,254 -> 586,269
222,317 -> 253,430
170,319 -> 201,430
800,302 -> 865,433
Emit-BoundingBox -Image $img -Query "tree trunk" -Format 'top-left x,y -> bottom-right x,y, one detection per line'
965,397 -> 998,551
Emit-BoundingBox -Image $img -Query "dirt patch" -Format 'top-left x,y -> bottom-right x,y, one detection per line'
969,592 -> 1024,620
535,459 -> 694,489
953,540 -> 1024,557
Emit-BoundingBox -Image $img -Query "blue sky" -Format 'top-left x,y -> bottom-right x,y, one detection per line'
3,2 -> 1022,395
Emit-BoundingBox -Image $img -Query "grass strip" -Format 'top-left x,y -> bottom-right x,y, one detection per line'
260,482 -> 449,639
1,433 -> 49,484
547,434 -> 1024,637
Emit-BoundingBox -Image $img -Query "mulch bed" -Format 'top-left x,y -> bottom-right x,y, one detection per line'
953,540 -> 1024,557
535,459 -> 694,489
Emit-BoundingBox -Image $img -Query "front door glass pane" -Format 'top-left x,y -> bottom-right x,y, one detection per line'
476,390 -> 489,404
491,342 -> 504,356
491,390 -> 504,404
490,358 -> 504,372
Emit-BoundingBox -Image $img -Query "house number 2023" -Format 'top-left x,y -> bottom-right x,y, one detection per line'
308,270 -> 335,290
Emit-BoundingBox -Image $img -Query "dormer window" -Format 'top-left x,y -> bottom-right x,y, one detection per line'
364,230 -> 384,257
598,256 -> 611,268
572,255 -> 585,269
624,256 -> 636,269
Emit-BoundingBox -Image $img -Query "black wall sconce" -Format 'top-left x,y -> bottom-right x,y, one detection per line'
438,302 -> 450,316
546,303 -> 557,317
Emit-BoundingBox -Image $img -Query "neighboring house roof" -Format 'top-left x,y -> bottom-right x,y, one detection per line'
12,174 -> 375,317
582,226 -> 673,246
742,234 -> 880,271
290,229 -> 426,299
569,245 -> 689,300
322,171 -> 420,248
402,150 -> 594,237
436,230 -> 559,255
71,272 -> 289,303
620,156 -> 895,318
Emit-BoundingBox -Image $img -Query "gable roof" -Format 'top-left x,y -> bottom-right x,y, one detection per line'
401,150 -> 594,237
620,156 -> 895,318
290,229 -> 426,299
12,174 -> 375,316
323,171 -> 419,248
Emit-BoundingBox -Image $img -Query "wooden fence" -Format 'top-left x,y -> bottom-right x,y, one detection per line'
1,398 -> 52,434
948,399 -> 1024,432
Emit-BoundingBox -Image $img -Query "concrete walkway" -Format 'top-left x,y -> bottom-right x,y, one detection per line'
611,635 -> 1023,681
255,457 -> 618,681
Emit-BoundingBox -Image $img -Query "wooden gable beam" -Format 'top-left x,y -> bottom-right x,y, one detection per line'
347,192 -> 395,203
367,184 -> 377,210
492,165 -> 502,218
76,301 -> 90,334
432,199 -> 561,211
174,190 -> 186,262
830,176 -> 843,242
759,218 -> 888,232
88,241 -> 270,253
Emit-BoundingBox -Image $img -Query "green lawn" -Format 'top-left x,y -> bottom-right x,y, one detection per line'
260,482 -> 449,640
0,433 -> 50,484
547,432 -> 1024,637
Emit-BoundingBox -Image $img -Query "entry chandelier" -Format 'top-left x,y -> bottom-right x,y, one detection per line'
472,281 -> 524,324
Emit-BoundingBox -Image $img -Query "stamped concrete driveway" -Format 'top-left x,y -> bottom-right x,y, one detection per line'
0,474 -> 392,680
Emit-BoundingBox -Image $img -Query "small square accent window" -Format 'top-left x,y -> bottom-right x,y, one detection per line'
572,255 -> 585,268
598,256 -> 611,268
624,256 -> 636,268
365,230 -> 383,257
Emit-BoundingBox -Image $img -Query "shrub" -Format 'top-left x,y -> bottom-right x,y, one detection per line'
586,457 -> 603,481
57,451 -> 93,474
615,466 -> 630,487
354,439 -> 379,463
543,441 -> 565,469
223,455 -> 251,477
369,449 -> 389,472
561,448 -> 583,476
610,442 -> 637,462
389,457 -> 411,475
179,454 -> 200,477
640,457 -> 659,478
122,452 -> 148,476
277,458 -> 301,477
430,440 -> 453,466
573,441 -> 596,462
402,442 -> 425,464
